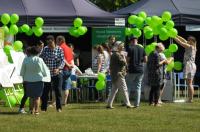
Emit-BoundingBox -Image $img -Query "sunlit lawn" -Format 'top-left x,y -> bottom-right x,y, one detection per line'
0,100 -> 200,132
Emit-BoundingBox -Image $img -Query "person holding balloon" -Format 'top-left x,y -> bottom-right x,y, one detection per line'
174,35 -> 197,103
147,43 -> 173,106
106,41 -> 133,109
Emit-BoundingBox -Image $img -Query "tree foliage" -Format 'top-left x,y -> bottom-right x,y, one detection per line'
89,0 -> 139,12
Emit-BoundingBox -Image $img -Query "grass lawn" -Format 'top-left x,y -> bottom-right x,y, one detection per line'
0,100 -> 200,132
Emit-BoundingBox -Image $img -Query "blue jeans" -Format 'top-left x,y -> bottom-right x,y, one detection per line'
126,73 -> 144,107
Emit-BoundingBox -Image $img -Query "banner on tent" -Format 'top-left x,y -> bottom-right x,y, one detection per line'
186,25 -> 200,31
115,18 -> 125,26
92,27 -> 125,46
42,26 -> 70,33
0,28 -> 4,49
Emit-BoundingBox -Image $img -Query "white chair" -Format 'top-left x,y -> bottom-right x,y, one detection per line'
174,72 -> 199,100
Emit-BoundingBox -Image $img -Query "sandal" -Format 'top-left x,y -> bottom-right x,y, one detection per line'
34,112 -> 40,115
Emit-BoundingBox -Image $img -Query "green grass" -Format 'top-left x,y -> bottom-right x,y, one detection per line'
0,101 -> 200,132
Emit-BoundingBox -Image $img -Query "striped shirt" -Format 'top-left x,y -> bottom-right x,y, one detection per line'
92,53 -> 105,73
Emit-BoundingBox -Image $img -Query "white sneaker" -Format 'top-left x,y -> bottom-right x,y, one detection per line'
18,109 -> 27,114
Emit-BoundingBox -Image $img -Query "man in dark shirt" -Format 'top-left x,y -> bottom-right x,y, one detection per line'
127,36 -> 147,108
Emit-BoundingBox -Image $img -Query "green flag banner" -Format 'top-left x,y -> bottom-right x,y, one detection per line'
92,27 -> 125,46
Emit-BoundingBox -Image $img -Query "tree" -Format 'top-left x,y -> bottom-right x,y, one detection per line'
89,0 -> 139,12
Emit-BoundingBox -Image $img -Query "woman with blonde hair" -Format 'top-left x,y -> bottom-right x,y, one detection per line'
174,35 -> 197,102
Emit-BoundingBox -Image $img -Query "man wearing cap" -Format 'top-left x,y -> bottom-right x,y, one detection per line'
127,36 -> 147,108
106,41 -> 133,109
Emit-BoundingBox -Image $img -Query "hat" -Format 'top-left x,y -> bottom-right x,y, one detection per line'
129,36 -> 137,41
112,41 -> 124,51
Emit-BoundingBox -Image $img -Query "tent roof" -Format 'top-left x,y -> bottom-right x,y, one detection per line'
0,0 -> 27,24
114,0 -> 200,25
0,0 -> 122,26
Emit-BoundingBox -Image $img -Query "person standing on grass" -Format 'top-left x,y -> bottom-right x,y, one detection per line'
40,35 -> 65,112
18,41 -> 45,114
147,43 -> 173,106
127,36 -> 147,108
20,46 -> 49,115
174,35 -> 197,103
106,41 -> 133,109
56,36 -> 74,106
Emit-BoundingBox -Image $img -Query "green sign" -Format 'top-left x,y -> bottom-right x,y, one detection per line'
92,27 -> 125,46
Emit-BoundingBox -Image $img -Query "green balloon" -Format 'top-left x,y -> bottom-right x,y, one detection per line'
169,28 -> 178,38
98,72 -> 106,81
166,61 -> 174,72
1,13 -> 10,25
82,26 -> 88,33
25,97 -> 30,106
10,13 -> 19,24
3,45 -> 13,55
166,65 -> 173,72
145,45 -> 154,56
174,61 -> 182,71
128,15 -> 137,24
169,44 -> 178,53
135,17 -> 144,28
159,34 -> 168,41
159,27 -> 168,36
163,49 -> 172,58
69,27 -> 80,37
34,27 -> 43,37
152,26 -> 159,35
5,95 -> 17,107
145,31 -> 154,39
74,18 -> 83,27
78,26 -> 86,35
9,24 -> 18,35
13,41 -> 23,51
151,16 -> 163,27
162,11 -> 172,22
138,11 -> 147,19
95,81 -> 106,91
26,29 -> 33,36
2,25 -> 9,34
7,53 -> 13,63
35,17 -> 44,27
166,20 -> 174,29
144,26 -> 152,33
125,28 -> 132,36
131,28 -> 141,38
145,17 -> 152,26
0,90 -> 6,99
21,24 -> 30,33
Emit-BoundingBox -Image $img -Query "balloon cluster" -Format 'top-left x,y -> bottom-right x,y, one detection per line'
1,13 -> 44,37
126,11 -> 178,40
95,73 -> 106,91
145,42 -> 182,71
69,18 -> 88,37
3,40 -> 23,63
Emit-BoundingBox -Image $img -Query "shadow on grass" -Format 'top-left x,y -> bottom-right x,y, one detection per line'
0,111 -> 19,115
69,105 -> 106,110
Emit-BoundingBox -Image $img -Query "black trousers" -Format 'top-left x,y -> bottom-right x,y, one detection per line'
41,73 -> 63,111
149,85 -> 161,104
19,82 -> 28,109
